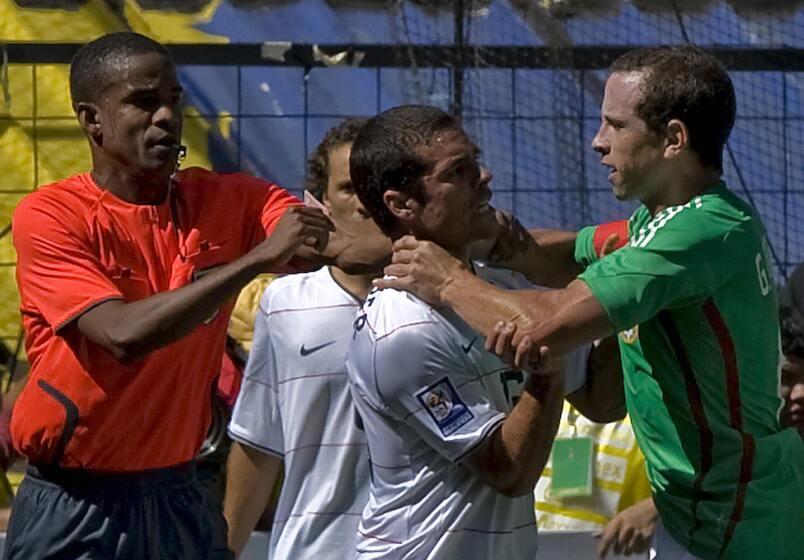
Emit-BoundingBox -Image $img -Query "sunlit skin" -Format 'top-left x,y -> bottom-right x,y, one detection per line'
591,71 -> 667,205
385,127 -> 498,264
591,71 -> 721,216
78,52 -> 184,204
781,354 -> 804,439
323,143 -> 373,222
325,142 -> 391,299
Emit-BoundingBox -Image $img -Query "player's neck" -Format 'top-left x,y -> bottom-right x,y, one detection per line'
645,165 -> 721,216
91,163 -> 172,205
446,245 -> 473,271
329,266 -> 376,302
394,230 -> 473,270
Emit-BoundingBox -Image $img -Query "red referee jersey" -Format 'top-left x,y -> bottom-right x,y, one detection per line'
11,167 -> 299,471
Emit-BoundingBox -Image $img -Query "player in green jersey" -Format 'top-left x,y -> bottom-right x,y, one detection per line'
374,46 -> 804,560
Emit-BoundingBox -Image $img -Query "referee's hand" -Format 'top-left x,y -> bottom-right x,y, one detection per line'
250,206 -> 334,271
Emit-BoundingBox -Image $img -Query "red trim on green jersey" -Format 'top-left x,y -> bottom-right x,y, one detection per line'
657,310 -> 714,550
702,299 -> 756,558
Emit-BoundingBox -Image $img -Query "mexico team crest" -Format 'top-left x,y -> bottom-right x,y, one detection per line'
619,325 -> 639,344
416,377 -> 474,436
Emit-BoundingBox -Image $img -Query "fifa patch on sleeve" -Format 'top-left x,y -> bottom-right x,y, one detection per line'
416,377 -> 474,437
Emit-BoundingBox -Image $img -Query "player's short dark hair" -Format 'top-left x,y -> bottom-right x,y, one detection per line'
781,305 -> 804,360
610,45 -> 736,171
304,117 -> 369,201
350,105 -> 458,236
70,32 -> 169,108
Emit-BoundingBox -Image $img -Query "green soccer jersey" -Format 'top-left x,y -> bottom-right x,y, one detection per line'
578,182 -> 804,560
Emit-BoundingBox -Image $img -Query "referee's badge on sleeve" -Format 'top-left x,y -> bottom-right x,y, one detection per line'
416,377 -> 474,436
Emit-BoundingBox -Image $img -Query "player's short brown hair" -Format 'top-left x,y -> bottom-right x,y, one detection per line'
349,105 -> 458,236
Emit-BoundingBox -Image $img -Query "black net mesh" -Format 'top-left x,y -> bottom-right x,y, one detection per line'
389,0 -> 803,280
1,0 -> 802,354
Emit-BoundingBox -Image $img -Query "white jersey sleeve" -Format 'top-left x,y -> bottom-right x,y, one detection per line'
373,318 -> 505,463
228,286 -> 284,457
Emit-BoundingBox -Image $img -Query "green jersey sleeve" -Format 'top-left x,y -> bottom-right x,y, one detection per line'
574,225 -> 598,268
579,201 -> 749,331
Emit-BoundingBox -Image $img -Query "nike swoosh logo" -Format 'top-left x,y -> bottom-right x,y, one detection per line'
462,337 -> 477,354
300,340 -> 337,356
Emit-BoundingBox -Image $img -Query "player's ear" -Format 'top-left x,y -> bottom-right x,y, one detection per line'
664,118 -> 688,160
383,190 -> 416,222
77,101 -> 103,144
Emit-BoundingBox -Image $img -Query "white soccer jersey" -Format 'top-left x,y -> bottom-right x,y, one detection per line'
345,263 -> 589,559
228,267 -> 369,560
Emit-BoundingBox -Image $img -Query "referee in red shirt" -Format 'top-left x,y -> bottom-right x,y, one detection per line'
5,32 -> 375,559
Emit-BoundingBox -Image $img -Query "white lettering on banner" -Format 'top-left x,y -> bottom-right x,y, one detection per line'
630,197 -> 703,249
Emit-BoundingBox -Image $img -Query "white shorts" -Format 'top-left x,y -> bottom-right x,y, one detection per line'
650,521 -> 702,560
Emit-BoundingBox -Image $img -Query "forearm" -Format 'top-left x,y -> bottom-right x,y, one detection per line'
499,374 -> 565,491
441,274 -> 612,357
439,268 -> 529,338
78,253 -> 263,361
566,336 -> 625,423
311,213 -> 391,275
468,375 -> 564,496
288,234 -> 389,275
224,442 -> 281,556
512,229 -> 581,288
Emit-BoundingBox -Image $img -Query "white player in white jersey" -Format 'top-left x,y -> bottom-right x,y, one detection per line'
347,263 -> 590,558
346,105 -> 625,559
223,118 -> 391,559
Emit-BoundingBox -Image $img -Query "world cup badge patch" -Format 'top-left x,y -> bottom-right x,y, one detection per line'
416,377 -> 474,436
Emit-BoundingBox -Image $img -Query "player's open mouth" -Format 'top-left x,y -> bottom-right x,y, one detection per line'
149,136 -> 182,152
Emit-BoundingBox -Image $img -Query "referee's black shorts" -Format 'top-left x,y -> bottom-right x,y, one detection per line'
3,462 -> 233,560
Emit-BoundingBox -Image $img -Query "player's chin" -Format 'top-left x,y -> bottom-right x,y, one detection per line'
611,182 -> 632,201
144,148 -> 179,168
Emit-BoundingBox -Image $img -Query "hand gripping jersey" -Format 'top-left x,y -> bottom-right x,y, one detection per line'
229,267 -> 369,560
345,263 -> 589,560
578,182 -> 804,560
